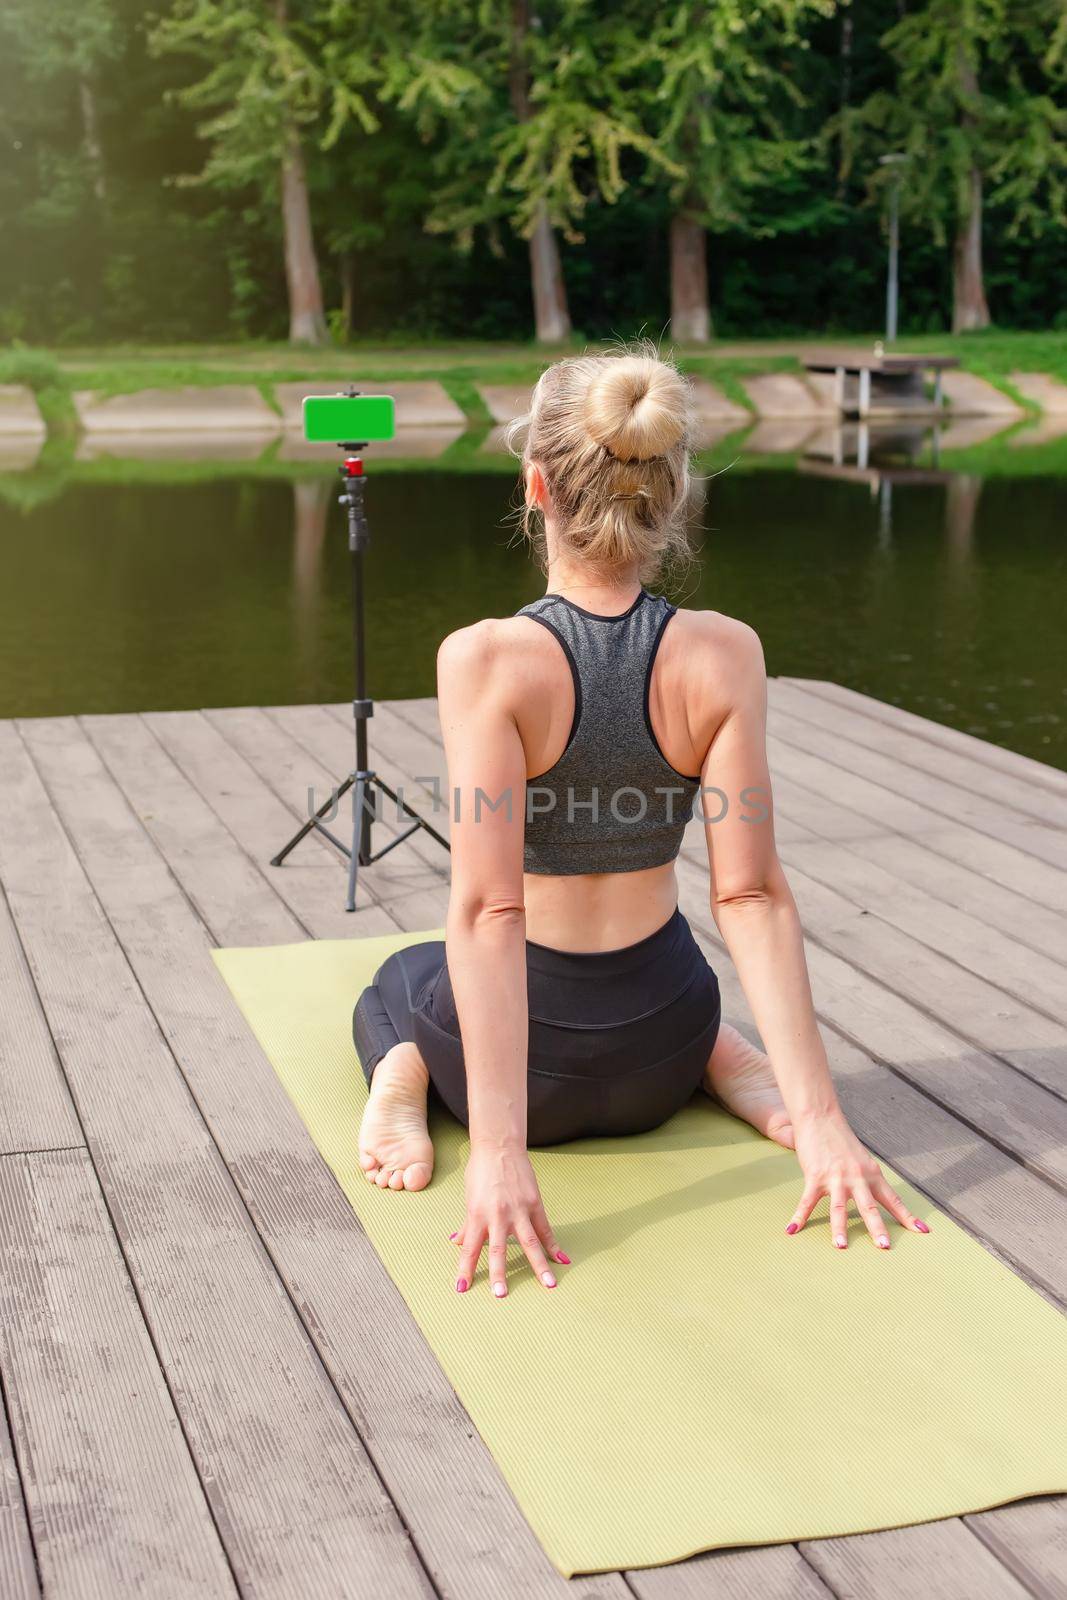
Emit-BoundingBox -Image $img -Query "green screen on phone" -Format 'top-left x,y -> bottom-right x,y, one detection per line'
302,393 -> 396,442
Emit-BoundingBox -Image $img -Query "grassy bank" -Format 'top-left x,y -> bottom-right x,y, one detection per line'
9,329 -> 1066,424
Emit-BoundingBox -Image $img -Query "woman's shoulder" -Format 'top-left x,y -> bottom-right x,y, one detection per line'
437,612 -> 548,667
436,614 -> 559,704
668,603 -> 765,676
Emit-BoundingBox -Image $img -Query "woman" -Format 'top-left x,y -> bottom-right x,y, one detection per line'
353,347 -> 929,1298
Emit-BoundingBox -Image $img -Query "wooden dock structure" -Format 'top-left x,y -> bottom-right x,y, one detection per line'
804,352 -> 960,418
2,682 -> 1066,1600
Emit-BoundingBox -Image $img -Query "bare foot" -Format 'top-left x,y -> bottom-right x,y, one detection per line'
703,1023 -> 795,1149
358,1042 -> 435,1191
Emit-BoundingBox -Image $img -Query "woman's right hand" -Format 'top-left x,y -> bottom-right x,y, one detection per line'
453,1142 -> 569,1297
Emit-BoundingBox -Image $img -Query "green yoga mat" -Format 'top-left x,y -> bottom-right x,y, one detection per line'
214,930 -> 1067,1577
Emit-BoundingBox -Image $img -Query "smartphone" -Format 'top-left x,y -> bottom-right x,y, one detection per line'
302,393 -> 396,443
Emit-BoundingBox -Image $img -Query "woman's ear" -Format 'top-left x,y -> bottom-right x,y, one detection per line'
524,461 -> 547,509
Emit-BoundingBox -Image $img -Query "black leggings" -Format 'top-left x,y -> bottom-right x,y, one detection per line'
352,906 -> 721,1147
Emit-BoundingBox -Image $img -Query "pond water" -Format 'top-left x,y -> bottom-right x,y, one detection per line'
3,427 -> 1065,769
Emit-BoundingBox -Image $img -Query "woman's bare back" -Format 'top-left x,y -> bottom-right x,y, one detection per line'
473,600 -> 759,951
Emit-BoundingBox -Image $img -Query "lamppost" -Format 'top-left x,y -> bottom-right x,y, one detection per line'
879,153 -> 907,343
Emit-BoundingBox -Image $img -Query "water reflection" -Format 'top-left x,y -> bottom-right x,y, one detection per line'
0,425 -> 1063,766
291,476 -> 332,674
799,421 -> 980,548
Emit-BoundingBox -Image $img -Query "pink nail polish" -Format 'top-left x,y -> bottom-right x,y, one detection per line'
456,1278 -> 468,1293
542,1272 -> 556,1288
493,1281 -> 507,1298
915,1219 -> 930,1233
785,1222 -> 798,1235
877,1235 -> 890,1249
448,1232 -> 458,1241
556,1250 -> 571,1265
834,1234 -> 847,1249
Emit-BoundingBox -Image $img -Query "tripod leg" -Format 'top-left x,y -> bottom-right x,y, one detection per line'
346,774 -> 366,912
271,775 -> 354,867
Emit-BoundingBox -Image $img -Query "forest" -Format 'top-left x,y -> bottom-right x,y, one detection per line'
1,0 -> 1064,347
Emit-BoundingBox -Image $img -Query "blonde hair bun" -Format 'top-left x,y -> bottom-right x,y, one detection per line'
583,354 -> 689,462
510,343 -> 696,587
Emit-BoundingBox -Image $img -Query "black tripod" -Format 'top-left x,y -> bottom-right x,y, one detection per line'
270,439 -> 450,911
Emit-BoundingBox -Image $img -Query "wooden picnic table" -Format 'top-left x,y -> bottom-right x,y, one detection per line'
804,351 -> 961,418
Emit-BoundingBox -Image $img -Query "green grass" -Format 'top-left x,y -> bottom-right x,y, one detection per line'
900,329 -> 1067,387
3,330 -> 1066,450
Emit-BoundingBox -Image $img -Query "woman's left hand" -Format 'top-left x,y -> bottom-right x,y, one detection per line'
787,1109 -> 930,1249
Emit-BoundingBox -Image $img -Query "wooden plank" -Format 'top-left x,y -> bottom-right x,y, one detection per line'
800,1520 -> 1034,1600
0,1367 -> 39,1600
767,706 -> 1067,874
81,713 -> 308,950
0,1148 -> 234,1600
0,890 -> 82,1155
3,720 -> 435,1600
967,1497 -> 1067,1600
768,773 -> 1067,974
761,855 -> 1067,1098
17,716 -> 623,1600
781,838 -> 1067,1021
767,735 -> 1067,916
142,709 -> 395,941
389,697 -> 442,730
766,774 -> 891,844
770,678 -> 1067,832
782,678 -> 1067,801
817,832 -> 1067,971
628,1543 -> 833,1599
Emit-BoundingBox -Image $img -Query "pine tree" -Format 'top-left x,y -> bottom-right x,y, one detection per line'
151,0 -> 381,344
841,0 -> 1067,332
624,0 -> 835,342
386,0 -> 671,342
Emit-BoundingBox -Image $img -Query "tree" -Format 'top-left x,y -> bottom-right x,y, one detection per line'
388,0 -> 670,342
0,0 -> 121,205
151,0 -> 380,343
841,0 -> 1067,333
623,0 -> 835,342
507,0 -> 571,341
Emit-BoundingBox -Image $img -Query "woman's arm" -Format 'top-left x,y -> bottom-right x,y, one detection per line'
701,620 -> 929,1248
436,622 -> 565,1295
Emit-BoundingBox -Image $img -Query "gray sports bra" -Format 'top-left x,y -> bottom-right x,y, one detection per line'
515,588 -> 701,875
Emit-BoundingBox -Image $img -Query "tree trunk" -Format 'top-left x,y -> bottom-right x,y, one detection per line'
528,203 -> 571,343
510,0 -> 571,344
339,252 -> 355,341
952,165 -> 990,332
78,76 -> 107,203
291,476 -> 332,667
953,48 -> 990,334
281,126 -> 328,345
944,473 -> 982,560
670,210 -> 711,342
835,11 -> 853,198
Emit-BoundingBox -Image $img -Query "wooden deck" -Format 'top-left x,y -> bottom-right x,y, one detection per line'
1,681 -> 1066,1600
